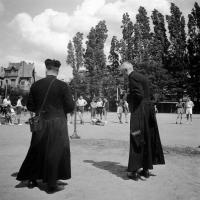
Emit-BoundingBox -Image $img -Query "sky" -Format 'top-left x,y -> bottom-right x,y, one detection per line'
0,0 -> 198,81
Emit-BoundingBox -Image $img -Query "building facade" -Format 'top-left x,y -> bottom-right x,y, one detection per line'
0,61 -> 35,92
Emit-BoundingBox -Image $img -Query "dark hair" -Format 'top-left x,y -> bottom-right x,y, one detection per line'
45,59 -> 61,71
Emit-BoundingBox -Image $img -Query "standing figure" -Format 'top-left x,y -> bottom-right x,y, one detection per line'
3,95 -> 11,107
76,95 -> 87,124
185,97 -> 194,124
116,99 -> 124,124
16,59 -> 74,192
123,100 -> 129,123
3,96 -> 13,125
90,98 -> 97,122
154,105 -> 158,113
96,98 -> 103,120
102,97 -> 109,123
16,96 -> 23,125
5,105 -> 13,125
120,61 -> 165,180
175,99 -> 184,124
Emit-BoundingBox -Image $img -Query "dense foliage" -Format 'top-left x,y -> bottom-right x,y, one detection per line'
66,2 -> 200,105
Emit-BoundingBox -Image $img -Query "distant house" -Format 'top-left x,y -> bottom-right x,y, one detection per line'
1,61 -> 36,92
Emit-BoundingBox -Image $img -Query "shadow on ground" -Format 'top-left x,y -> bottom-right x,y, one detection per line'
84,160 -> 129,180
11,172 -> 18,177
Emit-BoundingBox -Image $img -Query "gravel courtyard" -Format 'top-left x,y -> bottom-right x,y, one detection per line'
0,113 -> 199,200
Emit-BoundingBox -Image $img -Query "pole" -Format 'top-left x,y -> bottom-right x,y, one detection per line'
70,72 -> 80,139
5,81 -> 8,97
117,86 -> 118,101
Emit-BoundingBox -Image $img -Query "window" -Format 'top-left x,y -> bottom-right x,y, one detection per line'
20,80 -> 25,85
11,79 -> 16,87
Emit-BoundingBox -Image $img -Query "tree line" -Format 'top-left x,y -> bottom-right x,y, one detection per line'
66,2 -> 200,103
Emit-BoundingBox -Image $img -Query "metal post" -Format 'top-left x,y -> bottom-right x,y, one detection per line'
5,81 -> 8,97
117,86 -> 118,101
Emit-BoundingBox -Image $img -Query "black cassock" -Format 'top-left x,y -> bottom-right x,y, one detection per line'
127,71 -> 165,172
17,75 -> 74,186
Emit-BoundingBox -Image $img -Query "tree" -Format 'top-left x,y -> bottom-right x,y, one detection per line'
106,36 -> 121,100
133,6 -> 152,64
187,2 -> 200,100
166,3 -> 186,60
151,9 -> 170,65
73,32 -> 84,72
94,20 -> 108,96
72,32 -> 86,96
120,13 -> 134,63
108,36 -> 120,81
84,27 -> 96,96
166,3 -> 187,97
84,20 -> 108,97
66,40 -> 75,71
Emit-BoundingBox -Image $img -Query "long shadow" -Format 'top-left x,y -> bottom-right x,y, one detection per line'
84,160 -> 129,180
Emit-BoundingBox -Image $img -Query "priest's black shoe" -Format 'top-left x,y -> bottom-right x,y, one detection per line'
27,180 -> 38,188
47,185 -> 64,193
140,169 -> 150,178
127,171 -> 139,181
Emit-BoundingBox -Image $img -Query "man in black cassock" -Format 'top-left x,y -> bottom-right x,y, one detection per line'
120,61 -> 165,180
17,59 -> 74,191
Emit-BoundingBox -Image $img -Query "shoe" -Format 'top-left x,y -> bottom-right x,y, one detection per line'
127,171 -> 139,181
140,169 -> 150,178
47,185 -> 64,193
27,180 -> 38,188
18,123 -> 22,125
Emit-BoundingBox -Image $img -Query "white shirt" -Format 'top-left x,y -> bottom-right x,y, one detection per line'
3,98 -> 11,106
186,100 -> 194,108
77,98 -> 87,107
90,101 -> 97,108
16,99 -> 23,107
96,101 -> 103,107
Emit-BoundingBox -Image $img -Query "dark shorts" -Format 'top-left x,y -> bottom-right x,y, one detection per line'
77,106 -> 84,113
96,107 -> 103,115
177,108 -> 184,114
16,107 -> 22,115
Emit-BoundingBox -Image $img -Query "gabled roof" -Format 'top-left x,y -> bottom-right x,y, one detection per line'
5,61 -> 35,78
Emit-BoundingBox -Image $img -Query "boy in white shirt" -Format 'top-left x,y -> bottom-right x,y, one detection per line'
185,97 -> 194,124
16,96 -> 23,125
3,96 -> 11,107
76,95 -> 87,124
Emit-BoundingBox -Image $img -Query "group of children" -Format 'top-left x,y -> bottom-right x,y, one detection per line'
175,97 -> 194,124
0,95 -> 24,125
67,95 -> 129,126
67,96 -> 109,126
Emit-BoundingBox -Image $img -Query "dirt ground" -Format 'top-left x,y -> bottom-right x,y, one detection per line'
0,113 -> 200,200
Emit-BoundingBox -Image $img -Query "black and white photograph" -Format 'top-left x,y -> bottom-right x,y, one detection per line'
0,0 -> 200,199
